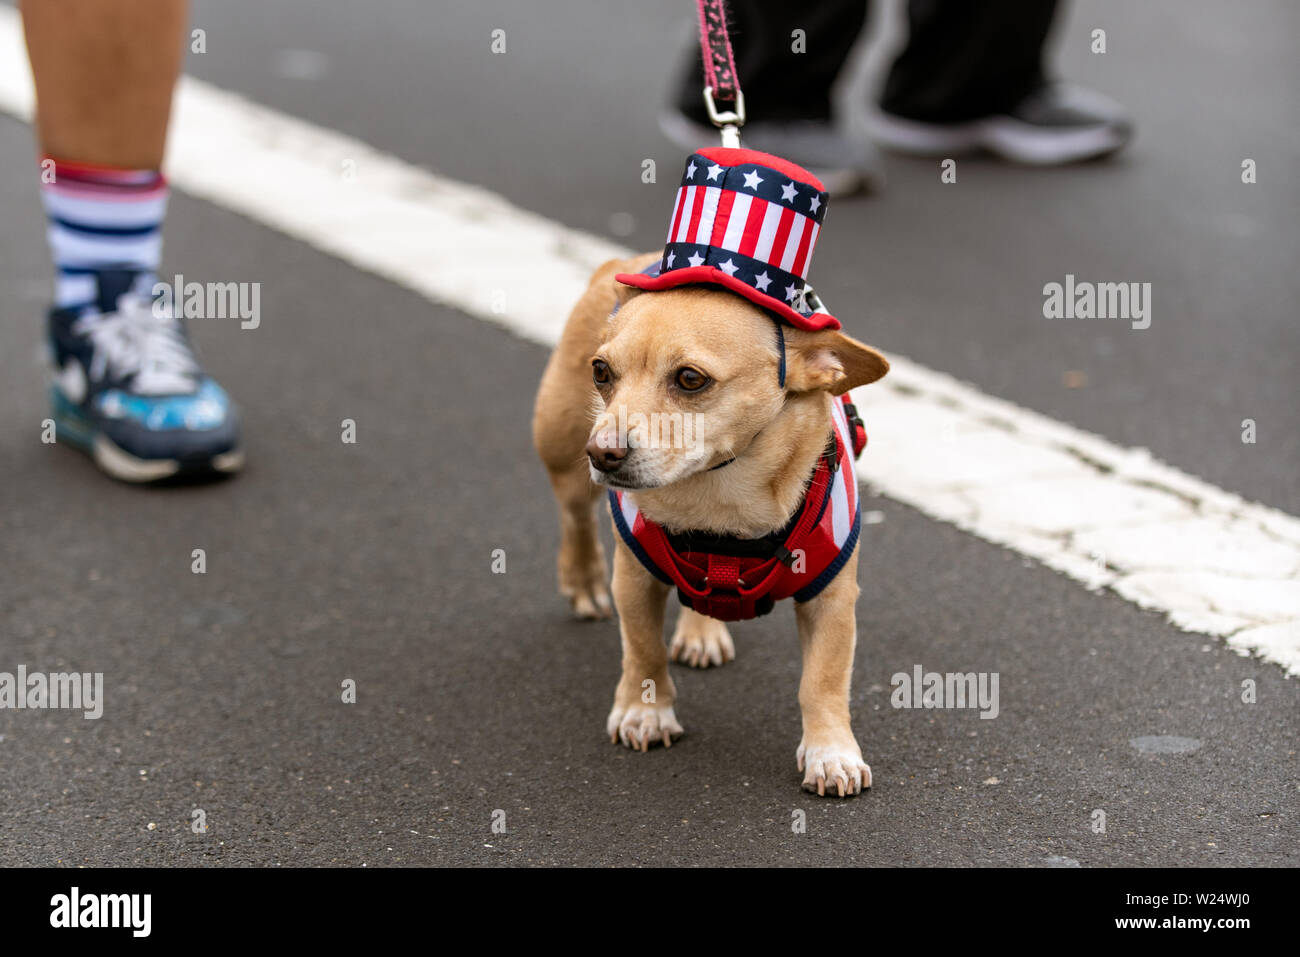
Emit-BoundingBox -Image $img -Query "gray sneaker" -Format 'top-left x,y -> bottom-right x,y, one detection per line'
866,83 -> 1133,165
659,109 -> 885,196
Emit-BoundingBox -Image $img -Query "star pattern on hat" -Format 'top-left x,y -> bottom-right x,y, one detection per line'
645,152 -> 837,328
659,249 -> 817,316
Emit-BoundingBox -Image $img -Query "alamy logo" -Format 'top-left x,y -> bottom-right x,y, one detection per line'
1042,273 -> 1151,329
153,274 -> 261,329
891,664 -> 999,719
50,887 -> 151,937
595,404 -> 706,450
0,666 -> 103,719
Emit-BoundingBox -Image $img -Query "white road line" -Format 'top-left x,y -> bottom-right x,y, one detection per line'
2,8 -> 1297,673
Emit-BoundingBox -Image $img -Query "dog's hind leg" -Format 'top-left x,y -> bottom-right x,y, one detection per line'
669,606 -> 735,668
533,363 -> 611,618
533,254 -> 657,619
532,268 -> 618,619
545,461 -> 611,619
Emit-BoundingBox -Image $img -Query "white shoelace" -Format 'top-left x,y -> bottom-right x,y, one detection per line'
71,295 -> 200,396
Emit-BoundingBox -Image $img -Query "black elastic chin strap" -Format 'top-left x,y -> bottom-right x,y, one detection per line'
707,320 -> 787,472
775,320 -> 787,389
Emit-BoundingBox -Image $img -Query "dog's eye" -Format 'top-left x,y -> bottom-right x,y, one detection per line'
675,367 -> 710,392
592,359 -> 612,385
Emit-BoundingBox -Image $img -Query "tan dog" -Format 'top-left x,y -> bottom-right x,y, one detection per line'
533,251 -> 889,796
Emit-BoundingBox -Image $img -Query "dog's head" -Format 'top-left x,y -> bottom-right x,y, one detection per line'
585,285 -> 889,490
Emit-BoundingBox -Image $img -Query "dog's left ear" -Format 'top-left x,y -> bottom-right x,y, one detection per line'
612,281 -> 643,311
783,327 -> 890,395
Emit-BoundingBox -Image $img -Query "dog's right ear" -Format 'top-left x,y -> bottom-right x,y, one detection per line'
782,327 -> 890,395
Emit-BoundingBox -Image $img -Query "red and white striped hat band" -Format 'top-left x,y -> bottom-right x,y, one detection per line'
615,147 -> 839,332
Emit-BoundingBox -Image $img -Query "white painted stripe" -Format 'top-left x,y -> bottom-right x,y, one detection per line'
720,192 -> 752,252
778,214 -> 807,274
750,202 -> 784,265
691,186 -> 720,247
672,187 -> 697,243
2,6 -> 1295,673
852,369 -> 1300,673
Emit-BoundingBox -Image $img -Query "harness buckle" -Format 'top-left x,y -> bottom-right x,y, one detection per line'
841,399 -> 868,458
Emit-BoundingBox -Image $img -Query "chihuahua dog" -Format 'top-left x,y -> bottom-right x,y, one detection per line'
533,251 -> 889,796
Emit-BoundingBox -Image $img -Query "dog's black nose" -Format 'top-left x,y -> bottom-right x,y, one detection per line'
586,435 -> 627,472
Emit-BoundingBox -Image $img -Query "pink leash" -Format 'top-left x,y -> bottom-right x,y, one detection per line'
695,0 -> 746,146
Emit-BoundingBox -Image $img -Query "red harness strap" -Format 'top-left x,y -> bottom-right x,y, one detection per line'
633,431 -> 840,621
610,395 -> 868,622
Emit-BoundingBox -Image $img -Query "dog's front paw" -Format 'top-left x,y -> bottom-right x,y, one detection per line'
669,610 -> 735,668
607,702 -> 684,752
797,739 -> 872,797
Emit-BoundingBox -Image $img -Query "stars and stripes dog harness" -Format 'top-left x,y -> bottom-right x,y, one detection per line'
610,394 -> 867,621
615,147 -> 839,331
607,146 -> 872,620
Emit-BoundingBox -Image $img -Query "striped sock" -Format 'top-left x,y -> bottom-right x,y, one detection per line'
40,158 -> 168,310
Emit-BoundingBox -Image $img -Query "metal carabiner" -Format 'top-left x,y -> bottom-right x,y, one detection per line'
703,86 -> 746,149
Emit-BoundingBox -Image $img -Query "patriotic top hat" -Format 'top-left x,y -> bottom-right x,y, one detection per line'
616,147 -> 839,332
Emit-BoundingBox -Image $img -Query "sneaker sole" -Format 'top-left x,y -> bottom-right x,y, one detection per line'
52,388 -> 243,483
866,109 -> 1129,165
92,434 -> 244,483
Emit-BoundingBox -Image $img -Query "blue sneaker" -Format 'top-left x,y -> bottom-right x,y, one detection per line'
47,269 -> 243,482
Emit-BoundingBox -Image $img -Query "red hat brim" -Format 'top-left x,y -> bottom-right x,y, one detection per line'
614,265 -> 841,332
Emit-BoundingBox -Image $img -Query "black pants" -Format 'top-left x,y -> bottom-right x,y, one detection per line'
676,0 -> 1060,126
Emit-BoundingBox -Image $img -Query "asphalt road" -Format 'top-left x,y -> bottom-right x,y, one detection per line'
0,0 -> 1296,866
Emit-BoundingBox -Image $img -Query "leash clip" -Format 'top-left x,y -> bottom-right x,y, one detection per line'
703,86 -> 746,148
